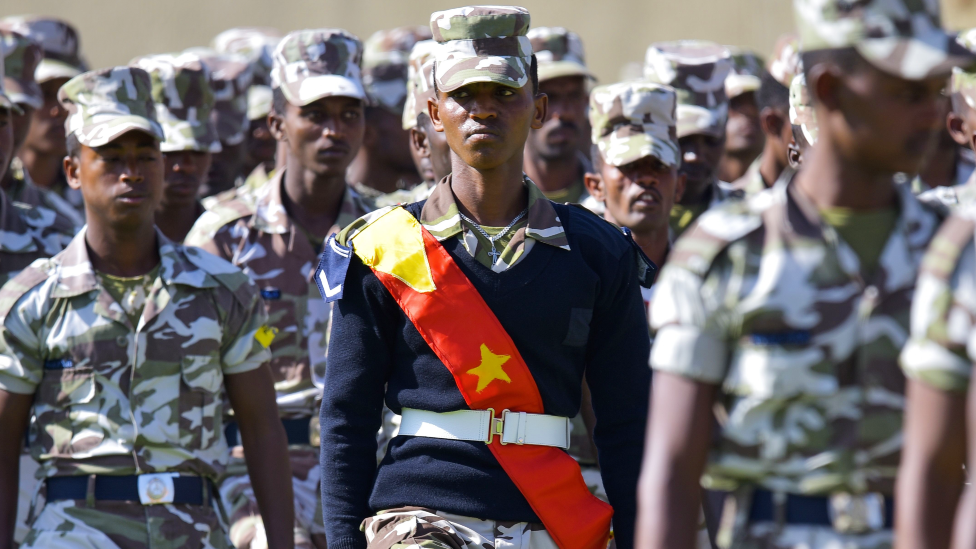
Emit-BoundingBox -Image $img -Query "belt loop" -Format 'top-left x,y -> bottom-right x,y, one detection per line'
85,474 -> 96,508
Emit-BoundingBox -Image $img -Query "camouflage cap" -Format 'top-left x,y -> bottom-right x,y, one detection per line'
189,48 -> 254,145
248,84 -> 273,121
794,0 -> 975,80
767,32 -> 802,88
725,47 -> 764,99
58,66 -> 164,148
789,73 -> 818,145
0,29 -> 42,109
0,16 -> 86,83
402,40 -> 439,130
130,53 -> 218,153
527,26 -> 592,83
643,40 -> 732,139
363,26 -> 433,114
271,29 -> 367,107
952,28 -> 976,110
590,81 -> 679,168
429,6 -> 532,93
212,27 -> 282,87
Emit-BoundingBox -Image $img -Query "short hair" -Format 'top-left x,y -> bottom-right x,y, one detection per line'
66,133 -> 81,158
433,54 -> 540,96
757,71 -> 790,112
272,87 -> 288,115
802,47 -> 866,83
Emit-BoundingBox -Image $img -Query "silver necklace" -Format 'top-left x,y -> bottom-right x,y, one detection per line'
458,208 -> 528,266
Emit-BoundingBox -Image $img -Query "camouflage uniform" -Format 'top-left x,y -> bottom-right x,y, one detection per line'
211,27 -> 282,87
643,41 -> 741,236
362,509 -> 556,549
185,29 -> 372,549
649,2 -> 972,547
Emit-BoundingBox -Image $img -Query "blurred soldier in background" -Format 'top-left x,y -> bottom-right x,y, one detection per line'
402,39 -> 450,191
718,48 -> 764,183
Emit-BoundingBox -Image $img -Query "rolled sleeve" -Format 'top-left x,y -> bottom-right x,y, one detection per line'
221,294 -> 272,376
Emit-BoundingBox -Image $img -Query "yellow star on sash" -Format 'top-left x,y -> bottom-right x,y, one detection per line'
467,344 -> 512,393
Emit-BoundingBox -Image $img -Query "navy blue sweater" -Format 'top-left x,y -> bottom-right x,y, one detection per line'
320,202 -> 651,549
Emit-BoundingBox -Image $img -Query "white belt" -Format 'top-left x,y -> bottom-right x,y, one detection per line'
398,408 -> 571,449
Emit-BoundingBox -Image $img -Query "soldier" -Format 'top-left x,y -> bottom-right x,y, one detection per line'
403,39 -> 450,191
0,16 -> 87,214
638,0 -> 971,547
319,6 -> 650,549
242,85 -> 276,192
523,27 -> 593,203
730,34 -> 803,197
132,53 -> 221,244
643,40 -> 738,238
0,65 -> 294,549
185,29 -> 372,549
348,27 -> 430,201
719,48 -> 765,183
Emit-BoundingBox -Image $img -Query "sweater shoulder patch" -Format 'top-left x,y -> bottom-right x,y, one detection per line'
314,234 -> 353,303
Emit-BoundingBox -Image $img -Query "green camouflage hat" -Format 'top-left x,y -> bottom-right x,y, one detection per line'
402,39 -> 439,130
131,52 -> 220,153
248,84 -> 273,120
725,47 -> 764,99
0,16 -> 86,84
429,5 -> 532,93
0,29 -> 42,109
271,29 -> 367,107
794,0 -> 975,80
190,48 -> 254,146
212,27 -> 282,87
790,73 -> 818,145
527,26 -> 592,83
363,26 -> 433,114
590,81 -> 679,168
59,66 -> 164,148
952,28 -> 976,110
767,32 -> 802,88
643,40 -> 732,139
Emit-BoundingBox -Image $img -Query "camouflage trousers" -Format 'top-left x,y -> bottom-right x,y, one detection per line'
362,508 -> 558,549
218,445 -> 325,549
19,499 -> 230,549
15,452 -> 43,545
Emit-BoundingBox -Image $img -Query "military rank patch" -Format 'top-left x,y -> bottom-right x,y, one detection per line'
314,234 -> 352,303
44,358 -> 74,370
254,325 -> 278,348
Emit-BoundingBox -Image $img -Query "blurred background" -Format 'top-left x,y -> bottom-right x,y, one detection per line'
3,0 -> 975,84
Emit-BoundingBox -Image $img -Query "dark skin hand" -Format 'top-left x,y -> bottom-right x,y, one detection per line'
20,78 -> 69,190
895,379 -> 966,549
0,389 -> 32,549
429,80 -> 546,226
270,95 -> 365,240
523,75 -> 587,194
678,133 -> 724,206
225,365 -> 295,549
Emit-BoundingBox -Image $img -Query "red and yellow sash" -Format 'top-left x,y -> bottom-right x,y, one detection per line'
349,207 -> 612,549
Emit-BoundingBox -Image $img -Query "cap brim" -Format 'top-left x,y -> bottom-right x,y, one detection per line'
35,59 -> 83,84
856,35 -> 976,81
725,74 -> 761,98
537,61 -> 594,83
596,133 -> 679,168
434,54 -> 530,93
75,116 -> 165,148
283,74 -> 367,107
676,104 -> 726,139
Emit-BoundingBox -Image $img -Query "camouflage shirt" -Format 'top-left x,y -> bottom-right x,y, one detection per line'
185,169 -> 371,417
0,228 -> 270,480
7,157 -> 85,231
730,157 -> 796,198
0,188 -> 73,286
649,179 -> 941,495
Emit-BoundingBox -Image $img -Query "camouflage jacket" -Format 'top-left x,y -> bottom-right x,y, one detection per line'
185,169 -> 371,418
730,156 -> 796,198
649,179 -> 941,495
901,206 -> 976,393
0,228 -> 270,480
7,157 -> 85,230
0,187 -> 72,287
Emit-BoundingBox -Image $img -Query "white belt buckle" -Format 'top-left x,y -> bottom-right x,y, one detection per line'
137,473 -> 177,505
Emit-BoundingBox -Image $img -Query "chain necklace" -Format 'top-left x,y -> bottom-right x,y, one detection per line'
458,208 -> 528,266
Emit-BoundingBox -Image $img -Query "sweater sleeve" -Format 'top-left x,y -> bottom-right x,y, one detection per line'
584,244 -> 652,549
320,256 -> 396,549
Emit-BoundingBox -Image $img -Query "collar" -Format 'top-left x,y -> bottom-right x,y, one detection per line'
252,169 -> 370,235
419,174 -> 570,250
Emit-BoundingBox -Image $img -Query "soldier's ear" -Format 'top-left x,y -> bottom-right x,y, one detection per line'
428,97 -> 445,133
64,155 -> 82,191
947,110 -> 970,147
531,92 -> 547,131
583,170 -> 604,201
268,111 -> 286,143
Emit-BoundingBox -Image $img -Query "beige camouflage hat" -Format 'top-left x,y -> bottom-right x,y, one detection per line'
248,84 -> 273,120
528,26 -> 592,83
212,27 -> 282,87
725,47 -> 764,99
590,81 -> 679,168
131,53 -> 220,153
0,29 -> 42,109
271,29 -> 367,107
430,6 -> 532,93
643,40 -> 732,139
794,0 -> 975,80
402,40 -> 439,130
0,16 -> 86,84
58,66 -> 164,148
767,33 -> 802,88
790,74 -> 818,145
190,48 -> 254,145
363,26 -> 433,114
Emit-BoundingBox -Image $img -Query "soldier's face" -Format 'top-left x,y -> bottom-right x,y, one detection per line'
678,133 -> 725,197
588,154 -> 684,233
247,117 -> 276,169
726,92 -> 763,154
430,81 -> 546,172
366,106 -> 416,172
527,76 -> 587,161
273,96 -> 365,178
203,141 -> 245,198
162,150 -> 211,208
0,108 -> 13,180
67,131 -> 164,228
410,114 -> 451,184
24,78 -> 68,156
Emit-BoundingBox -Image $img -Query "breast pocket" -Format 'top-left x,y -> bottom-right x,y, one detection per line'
180,354 -> 224,450
35,363 -> 98,457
